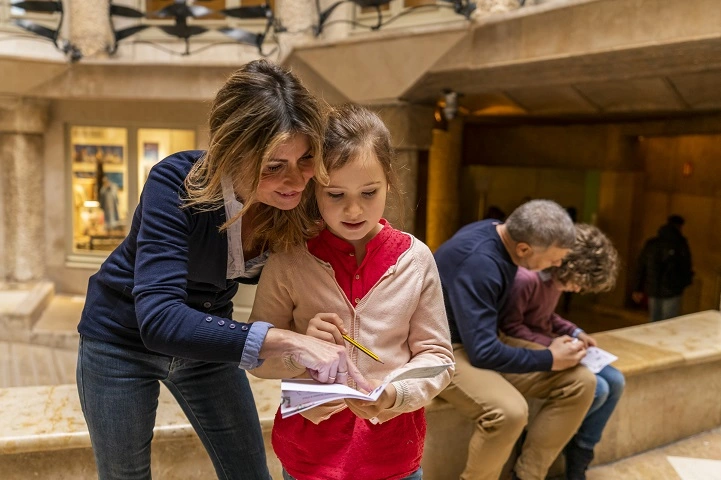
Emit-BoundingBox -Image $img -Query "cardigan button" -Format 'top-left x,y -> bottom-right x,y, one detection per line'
203,301 -> 212,308
205,316 -> 212,322
218,320 -> 225,326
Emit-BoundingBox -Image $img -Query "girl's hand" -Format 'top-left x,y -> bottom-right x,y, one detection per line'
306,313 -> 347,346
345,380 -> 397,419
577,332 -> 597,348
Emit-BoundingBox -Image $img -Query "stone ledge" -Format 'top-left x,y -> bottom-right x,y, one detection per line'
422,310 -> 721,476
2,311 -> 720,479
0,373 -> 281,456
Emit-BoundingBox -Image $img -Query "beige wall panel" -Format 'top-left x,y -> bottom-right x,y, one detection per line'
574,78 -> 684,112
670,71 -> 721,110
461,166 -> 585,227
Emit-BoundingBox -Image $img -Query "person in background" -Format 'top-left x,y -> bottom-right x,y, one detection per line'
76,60 -> 368,480
434,200 -> 596,480
249,104 -> 454,480
499,224 -> 623,480
632,215 -> 694,322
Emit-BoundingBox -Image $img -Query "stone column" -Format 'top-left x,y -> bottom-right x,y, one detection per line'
275,0 -> 316,60
276,0 -> 354,61
426,118 -> 463,252
371,103 -> 435,236
67,0 -> 113,60
0,98 -> 50,282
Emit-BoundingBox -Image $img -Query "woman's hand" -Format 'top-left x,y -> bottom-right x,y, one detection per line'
260,328 -> 371,391
306,313 -> 347,346
345,379 -> 397,419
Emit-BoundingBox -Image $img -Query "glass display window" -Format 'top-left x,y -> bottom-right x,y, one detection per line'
69,126 -> 196,256
70,126 -> 129,253
137,128 -> 195,193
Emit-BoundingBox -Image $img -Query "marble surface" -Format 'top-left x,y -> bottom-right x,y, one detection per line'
0,374 -> 282,455
0,342 -> 78,388
589,426 -> 721,479
593,310 -> 721,376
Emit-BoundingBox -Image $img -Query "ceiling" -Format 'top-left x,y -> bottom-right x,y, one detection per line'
284,0 -> 721,121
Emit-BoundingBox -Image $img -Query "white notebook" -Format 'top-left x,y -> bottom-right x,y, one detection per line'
580,346 -> 618,374
280,363 -> 454,418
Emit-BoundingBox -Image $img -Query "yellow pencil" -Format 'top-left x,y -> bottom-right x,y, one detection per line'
342,334 -> 384,364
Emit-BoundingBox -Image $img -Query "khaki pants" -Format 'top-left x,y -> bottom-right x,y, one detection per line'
438,336 -> 596,480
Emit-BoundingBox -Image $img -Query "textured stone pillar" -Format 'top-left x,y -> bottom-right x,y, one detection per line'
475,0 -> 522,16
68,0 -> 114,59
0,99 -> 49,282
371,103 -> 434,236
426,119 -> 463,252
276,0 -> 316,59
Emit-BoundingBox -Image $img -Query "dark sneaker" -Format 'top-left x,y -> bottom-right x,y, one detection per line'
564,443 -> 595,480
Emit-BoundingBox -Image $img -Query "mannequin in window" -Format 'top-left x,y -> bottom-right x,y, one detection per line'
99,175 -> 120,231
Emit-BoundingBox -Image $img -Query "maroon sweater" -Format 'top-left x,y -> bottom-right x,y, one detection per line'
498,268 -> 578,347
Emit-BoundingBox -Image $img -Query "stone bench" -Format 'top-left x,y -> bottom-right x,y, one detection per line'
421,310 -> 721,479
0,375 -> 283,479
2,311 -> 720,479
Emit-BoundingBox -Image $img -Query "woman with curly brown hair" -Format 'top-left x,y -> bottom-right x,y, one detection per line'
499,223 -> 623,480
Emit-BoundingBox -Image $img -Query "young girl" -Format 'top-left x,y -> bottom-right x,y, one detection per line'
249,104 -> 454,480
499,223 -> 624,480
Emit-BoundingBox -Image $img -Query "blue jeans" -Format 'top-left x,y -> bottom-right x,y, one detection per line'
282,467 -> 423,480
648,296 -> 682,322
76,335 -> 271,480
572,365 -> 625,450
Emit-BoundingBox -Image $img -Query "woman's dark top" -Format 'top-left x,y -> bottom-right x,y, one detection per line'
78,150 -> 271,367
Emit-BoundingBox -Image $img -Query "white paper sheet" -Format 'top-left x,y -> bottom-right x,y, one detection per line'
280,363 -> 454,418
580,346 -> 618,374
667,456 -> 721,480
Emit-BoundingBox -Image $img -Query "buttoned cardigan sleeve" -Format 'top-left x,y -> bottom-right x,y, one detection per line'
132,159 -> 267,365
377,241 -> 455,421
247,249 -> 307,379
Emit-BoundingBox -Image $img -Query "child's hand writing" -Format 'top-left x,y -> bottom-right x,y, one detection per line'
345,379 -> 397,419
306,313 -> 347,346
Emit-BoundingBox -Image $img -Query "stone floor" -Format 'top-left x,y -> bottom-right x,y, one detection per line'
588,427 -> 721,480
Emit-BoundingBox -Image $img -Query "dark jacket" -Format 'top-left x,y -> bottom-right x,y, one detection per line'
78,151 -> 259,362
434,219 -> 553,374
636,224 -> 693,298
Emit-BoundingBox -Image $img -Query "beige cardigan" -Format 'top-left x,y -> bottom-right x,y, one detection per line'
249,234 -> 454,424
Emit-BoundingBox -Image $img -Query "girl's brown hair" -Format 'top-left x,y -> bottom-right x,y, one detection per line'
183,59 -> 328,251
549,223 -> 619,294
312,103 -> 403,224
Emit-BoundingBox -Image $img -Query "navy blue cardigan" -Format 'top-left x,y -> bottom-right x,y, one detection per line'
78,151 -> 260,363
434,219 -> 553,373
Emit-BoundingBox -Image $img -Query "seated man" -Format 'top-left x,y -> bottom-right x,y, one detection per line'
500,224 -> 623,480
434,200 -> 596,480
